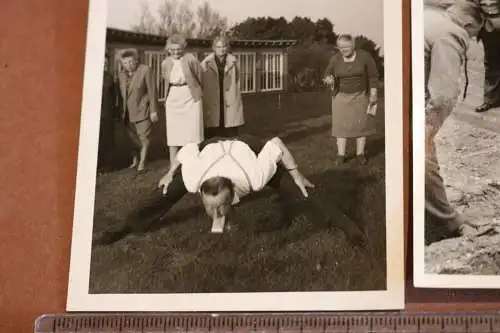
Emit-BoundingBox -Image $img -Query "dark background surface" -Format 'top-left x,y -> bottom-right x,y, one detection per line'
1,1 -> 500,333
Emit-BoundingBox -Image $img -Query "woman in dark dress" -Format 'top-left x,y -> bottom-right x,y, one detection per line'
323,34 -> 379,165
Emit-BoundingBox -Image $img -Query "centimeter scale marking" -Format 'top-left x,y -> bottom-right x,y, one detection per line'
35,312 -> 500,333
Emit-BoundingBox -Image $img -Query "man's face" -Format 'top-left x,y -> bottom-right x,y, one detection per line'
201,188 -> 233,220
121,56 -> 137,72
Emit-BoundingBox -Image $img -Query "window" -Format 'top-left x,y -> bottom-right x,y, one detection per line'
233,52 -> 256,93
144,51 -> 169,101
139,50 -> 284,97
259,52 -> 283,92
111,49 -> 286,101
200,51 -> 256,93
144,51 -> 207,100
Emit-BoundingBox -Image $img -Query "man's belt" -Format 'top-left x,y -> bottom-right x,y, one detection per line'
169,82 -> 187,87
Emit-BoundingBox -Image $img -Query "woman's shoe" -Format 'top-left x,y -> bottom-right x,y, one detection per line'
334,155 -> 346,166
355,154 -> 367,165
475,102 -> 496,113
129,156 -> 139,168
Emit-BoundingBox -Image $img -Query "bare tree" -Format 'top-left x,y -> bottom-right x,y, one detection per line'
131,0 -> 228,38
131,2 -> 157,34
175,0 -> 197,37
195,1 -> 229,38
157,0 -> 178,36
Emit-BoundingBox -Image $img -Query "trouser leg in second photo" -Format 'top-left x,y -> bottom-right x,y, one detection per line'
424,140 -> 471,245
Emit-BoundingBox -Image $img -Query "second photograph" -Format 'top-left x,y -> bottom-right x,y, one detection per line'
413,0 -> 500,288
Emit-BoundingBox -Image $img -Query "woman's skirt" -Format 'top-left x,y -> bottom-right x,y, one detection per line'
331,91 -> 377,138
165,85 -> 204,146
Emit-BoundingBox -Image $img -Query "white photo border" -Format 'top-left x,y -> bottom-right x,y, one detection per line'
412,0 -> 500,288
66,0 -> 405,311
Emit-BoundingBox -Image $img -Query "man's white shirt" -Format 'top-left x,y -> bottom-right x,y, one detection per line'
176,139 -> 283,204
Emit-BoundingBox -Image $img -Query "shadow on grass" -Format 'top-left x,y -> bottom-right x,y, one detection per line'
99,92 -> 333,170
94,167 -> 378,253
99,91 -> 385,171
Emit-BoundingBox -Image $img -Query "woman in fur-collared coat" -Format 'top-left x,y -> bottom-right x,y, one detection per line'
201,36 -> 245,139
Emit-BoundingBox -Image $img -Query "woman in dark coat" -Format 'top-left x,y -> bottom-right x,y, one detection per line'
97,51 -> 118,174
324,34 -> 379,166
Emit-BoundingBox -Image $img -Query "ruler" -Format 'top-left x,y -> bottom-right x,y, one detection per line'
35,312 -> 500,333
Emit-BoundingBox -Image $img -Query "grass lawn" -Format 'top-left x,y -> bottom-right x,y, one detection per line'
89,91 -> 387,293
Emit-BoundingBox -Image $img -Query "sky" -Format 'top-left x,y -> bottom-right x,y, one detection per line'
107,0 -> 384,48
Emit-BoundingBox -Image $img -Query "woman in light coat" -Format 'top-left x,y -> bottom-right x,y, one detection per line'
201,36 -> 245,138
161,34 -> 204,171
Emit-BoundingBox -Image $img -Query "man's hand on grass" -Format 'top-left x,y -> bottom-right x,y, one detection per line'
158,172 -> 174,194
289,169 -> 315,198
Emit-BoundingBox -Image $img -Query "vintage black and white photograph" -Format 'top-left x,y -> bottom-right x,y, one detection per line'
66,0 -> 404,311
413,0 -> 500,288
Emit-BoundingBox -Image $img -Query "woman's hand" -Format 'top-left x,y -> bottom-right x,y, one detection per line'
200,59 -> 209,71
366,104 -> 377,116
323,75 -> 336,92
323,75 -> 335,86
369,88 -> 378,105
150,111 -> 159,123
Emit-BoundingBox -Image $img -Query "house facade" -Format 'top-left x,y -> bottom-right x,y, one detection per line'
106,28 -> 296,100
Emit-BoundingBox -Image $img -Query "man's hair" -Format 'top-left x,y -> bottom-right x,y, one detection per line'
120,49 -> 138,60
447,0 -> 484,28
200,176 -> 234,198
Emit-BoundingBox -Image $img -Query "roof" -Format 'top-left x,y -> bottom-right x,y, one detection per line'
106,28 -> 297,48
